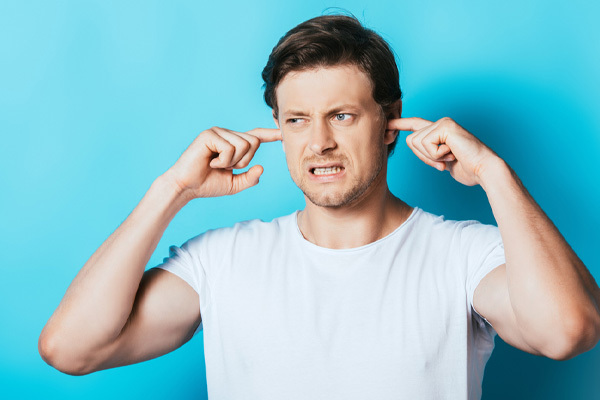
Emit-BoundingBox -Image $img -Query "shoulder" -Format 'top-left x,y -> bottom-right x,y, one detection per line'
409,207 -> 502,250
411,207 -> 492,234
184,211 -> 298,250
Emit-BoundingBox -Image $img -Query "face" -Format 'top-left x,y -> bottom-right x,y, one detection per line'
273,65 -> 398,208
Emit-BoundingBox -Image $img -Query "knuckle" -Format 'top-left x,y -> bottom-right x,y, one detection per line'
240,140 -> 251,152
205,126 -> 222,137
440,117 -> 455,126
248,135 -> 260,147
222,142 -> 234,154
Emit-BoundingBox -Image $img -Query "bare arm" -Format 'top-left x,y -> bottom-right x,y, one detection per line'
38,127 -> 281,375
38,175 -> 192,375
474,159 -> 600,359
389,116 -> 600,360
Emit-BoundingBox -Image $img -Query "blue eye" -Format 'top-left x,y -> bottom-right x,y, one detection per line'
335,114 -> 351,121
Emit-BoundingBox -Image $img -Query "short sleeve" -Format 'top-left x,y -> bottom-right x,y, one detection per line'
155,238 -> 208,336
460,221 -> 506,326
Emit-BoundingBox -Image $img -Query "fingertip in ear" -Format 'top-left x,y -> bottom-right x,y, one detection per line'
272,110 -> 281,128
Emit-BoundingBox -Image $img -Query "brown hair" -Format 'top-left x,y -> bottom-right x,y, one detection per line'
261,14 -> 402,155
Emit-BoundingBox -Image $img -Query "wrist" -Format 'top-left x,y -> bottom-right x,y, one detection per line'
154,172 -> 194,208
476,156 -> 513,192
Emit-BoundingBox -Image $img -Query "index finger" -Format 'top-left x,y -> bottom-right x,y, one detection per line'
247,128 -> 282,143
387,117 -> 433,133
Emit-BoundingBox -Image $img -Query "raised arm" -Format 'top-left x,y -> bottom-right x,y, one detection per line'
38,126 -> 281,375
388,116 -> 600,360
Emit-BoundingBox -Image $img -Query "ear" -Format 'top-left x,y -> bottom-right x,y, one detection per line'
384,99 -> 402,145
273,111 -> 285,154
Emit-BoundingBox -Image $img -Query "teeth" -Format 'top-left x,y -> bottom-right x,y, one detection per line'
313,166 -> 342,175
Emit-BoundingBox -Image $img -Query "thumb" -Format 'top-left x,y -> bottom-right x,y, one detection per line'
230,165 -> 264,194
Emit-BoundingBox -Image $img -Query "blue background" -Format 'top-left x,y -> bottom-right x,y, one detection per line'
1,0 -> 598,398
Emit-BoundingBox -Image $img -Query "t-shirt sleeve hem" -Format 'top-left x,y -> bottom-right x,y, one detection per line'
469,257 -> 505,327
154,265 -> 204,336
154,265 -> 200,297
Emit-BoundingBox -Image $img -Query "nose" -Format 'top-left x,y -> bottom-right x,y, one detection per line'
308,120 -> 337,155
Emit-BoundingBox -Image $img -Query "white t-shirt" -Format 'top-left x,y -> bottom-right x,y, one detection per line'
156,207 -> 505,400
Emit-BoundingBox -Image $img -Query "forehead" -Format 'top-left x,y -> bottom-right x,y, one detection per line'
276,65 -> 377,115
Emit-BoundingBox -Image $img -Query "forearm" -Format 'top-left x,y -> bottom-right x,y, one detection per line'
479,157 -> 600,355
40,173 -> 190,361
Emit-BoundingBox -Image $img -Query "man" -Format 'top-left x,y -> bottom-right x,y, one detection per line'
39,14 -> 600,399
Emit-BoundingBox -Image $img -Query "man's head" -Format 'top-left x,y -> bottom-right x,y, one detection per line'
261,15 -> 402,208
261,14 -> 402,155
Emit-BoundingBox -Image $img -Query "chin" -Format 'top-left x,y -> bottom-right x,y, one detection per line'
303,185 -> 367,208
306,194 -> 348,208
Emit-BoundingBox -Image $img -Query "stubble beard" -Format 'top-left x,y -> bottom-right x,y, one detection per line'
290,144 -> 386,209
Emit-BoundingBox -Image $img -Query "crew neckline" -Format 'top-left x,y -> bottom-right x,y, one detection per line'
292,207 -> 421,253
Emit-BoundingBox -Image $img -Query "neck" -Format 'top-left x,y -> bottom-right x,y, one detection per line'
297,172 -> 413,249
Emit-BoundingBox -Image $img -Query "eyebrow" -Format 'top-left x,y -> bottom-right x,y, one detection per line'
282,104 -> 361,118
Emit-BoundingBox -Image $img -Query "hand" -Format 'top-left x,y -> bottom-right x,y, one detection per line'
387,117 -> 501,186
164,126 -> 282,199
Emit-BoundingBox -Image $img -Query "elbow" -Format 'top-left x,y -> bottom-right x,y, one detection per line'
543,310 -> 600,361
38,330 -> 95,376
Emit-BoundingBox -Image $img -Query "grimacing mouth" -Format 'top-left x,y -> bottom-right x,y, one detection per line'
311,166 -> 344,175
307,162 -> 346,176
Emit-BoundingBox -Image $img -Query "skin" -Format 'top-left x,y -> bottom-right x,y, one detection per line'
272,65 -> 411,248
390,116 -> 600,359
39,64 -> 600,377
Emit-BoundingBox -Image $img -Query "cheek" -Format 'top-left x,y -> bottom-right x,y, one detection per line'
351,137 -> 381,167
282,135 -> 305,161
282,143 -> 301,171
